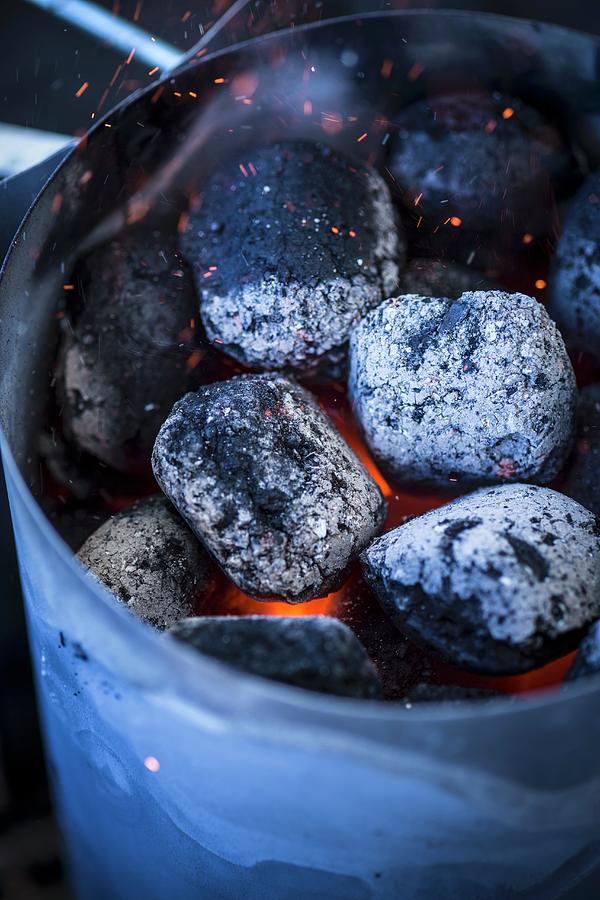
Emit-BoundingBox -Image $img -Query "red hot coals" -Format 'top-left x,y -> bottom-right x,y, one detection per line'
47,120 -> 600,703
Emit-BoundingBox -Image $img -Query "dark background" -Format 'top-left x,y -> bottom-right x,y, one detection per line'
0,1 -> 599,897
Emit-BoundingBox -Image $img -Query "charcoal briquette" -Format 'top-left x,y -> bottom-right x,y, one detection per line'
179,141 -> 403,373
58,231 -> 199,474
361,484 -> 600,674
78,495 -> 217,629
349,290 -> 576,488
563,385 -> 600,518
565,620 -> 600,682
548,174 -> 600,357
388,91 -> 570,234
152,374 -> 386,602
169,615 -> 382,698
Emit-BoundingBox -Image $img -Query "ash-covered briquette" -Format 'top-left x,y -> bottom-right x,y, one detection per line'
388,91 -> 569,234
58,230 -> 199,474
152,374 -> 386,602
563,385 -> 600,518
348,290 -> 576,488
77,495 -> 217,630
169,615 -> 382,699
179,141 -> 403,373
548,174 -> 600,357
361,484 -> 600,675
398,258 -> 499,298
565,621 -> 600,682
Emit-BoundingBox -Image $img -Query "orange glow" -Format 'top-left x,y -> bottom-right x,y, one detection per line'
535,278 -> 547,290
502,107 -> 515,119
449,216 -> 462,227
522,233 -> 534,245
203,579 -> 343,618
75,81 -> 89,98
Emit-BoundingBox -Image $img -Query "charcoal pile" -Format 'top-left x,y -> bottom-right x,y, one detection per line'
50,107 -> 600,703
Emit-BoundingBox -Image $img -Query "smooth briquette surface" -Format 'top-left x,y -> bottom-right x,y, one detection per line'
548,174 -> 600,357
563,385 -> 600,518
78,495 -> 217,629
349,290 -> 576,488
152,374 -> 386,602
361,484 -> 600,674
58,231 -> 199,474
179,141 -> 402,372
388,91 -> 569,234
169,615 -> 382,698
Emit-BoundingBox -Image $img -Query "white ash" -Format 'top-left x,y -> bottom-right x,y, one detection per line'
348,290 -> 576,488
388,91 -> 570,234
58,230 -> 199,474
179,141 -> 403,373
563,385 -> 600,518
152,374 -> 386,602
398,258 -> 499,297
77,495 -> 217,630
548,174 -> 600,357
169,615 -> 382,698
361,484 -> 600,674
565,620 -> 600,682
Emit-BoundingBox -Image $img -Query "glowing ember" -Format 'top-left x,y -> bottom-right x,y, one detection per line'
144,756 -> 161,773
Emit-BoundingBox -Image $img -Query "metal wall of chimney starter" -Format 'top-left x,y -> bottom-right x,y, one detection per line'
0,2 -> 599,898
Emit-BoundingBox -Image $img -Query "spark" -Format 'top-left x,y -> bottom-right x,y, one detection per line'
357,132 -> 368,143
484,119 -> 497,133
186,350 -> 203,371
63,284 -> 75,291
380,59 -> 393,79
189,91 -> 198,98
126,48 -> 137,65
144,756 -> 160,773
449,216 -> 462,227
330,226 -> 340,235
522,233 -> 534,245
239,163 -> 249,177
177,212 -> 189,234
348,229 -> 357,238
535,278 -> 547,290
182,10 -> 192,22
414,192 -> 423,207
303,100 -> 312,116
502,107 -> 515,119
407,62 -> 424,82
148,66 -> 159,76
214,77 -> 226,84
75,81 -> 89,98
